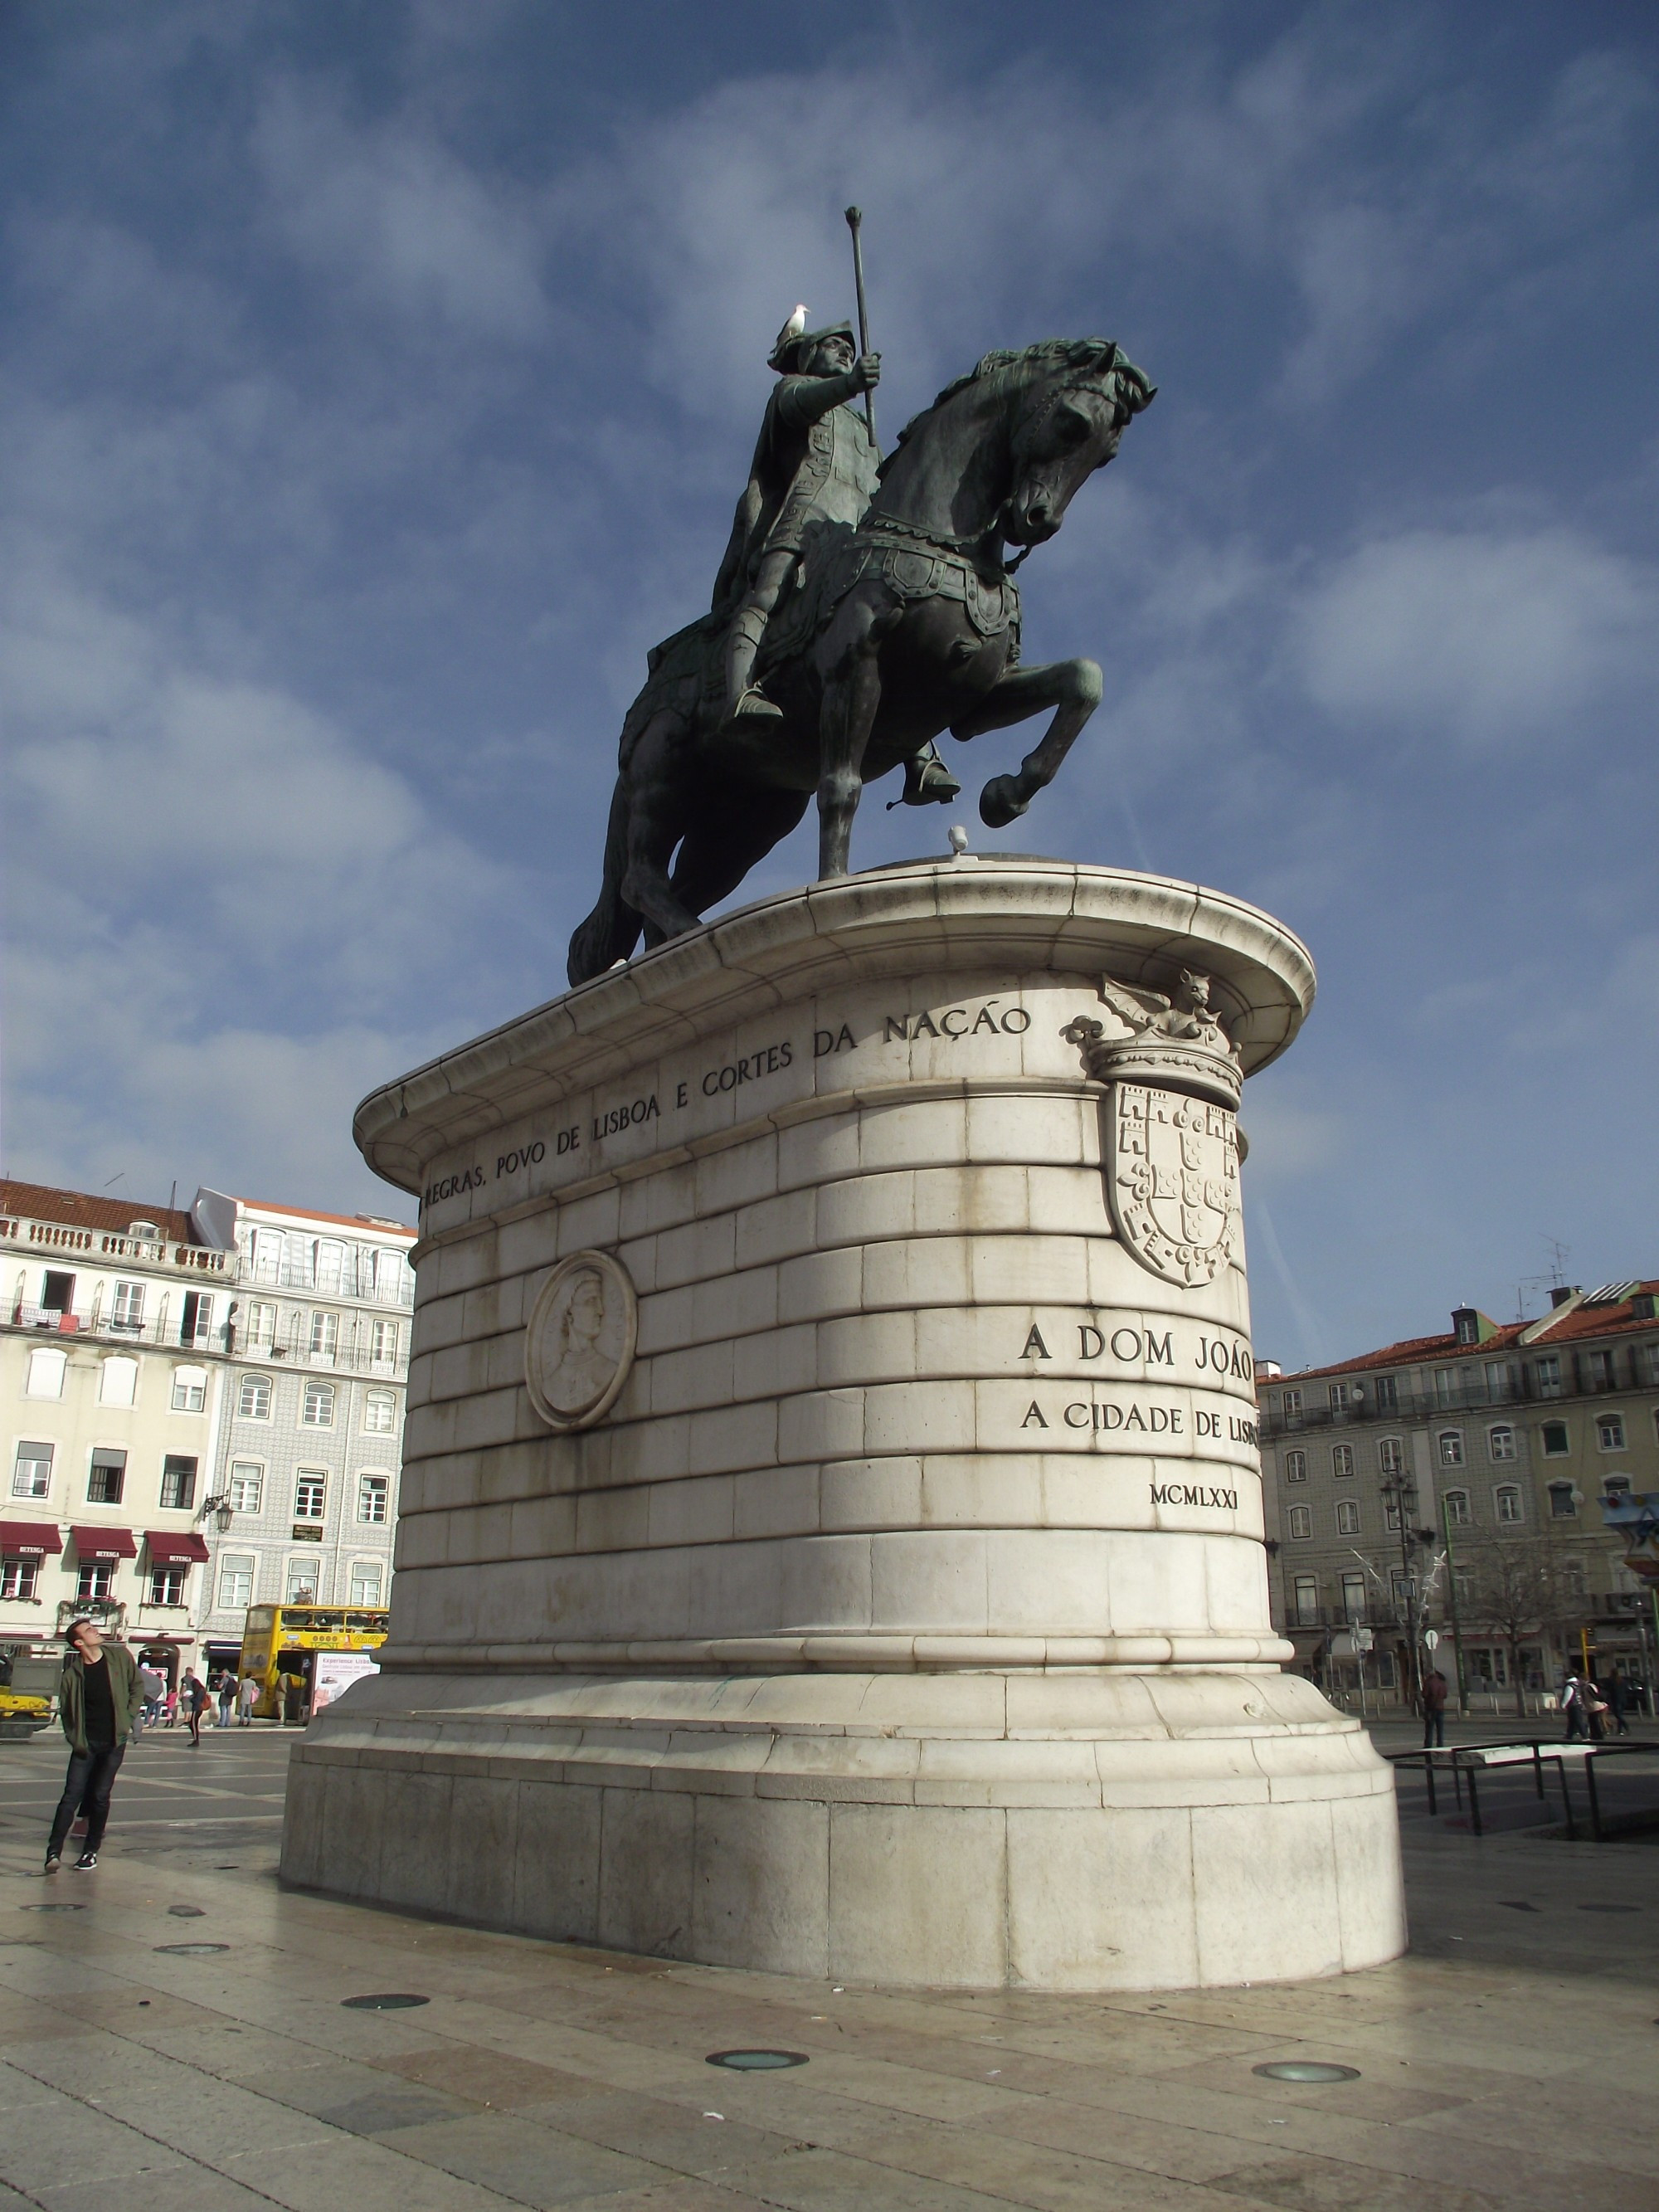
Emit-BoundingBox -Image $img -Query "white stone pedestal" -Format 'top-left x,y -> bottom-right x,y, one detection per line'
283,858 -> 1405,1988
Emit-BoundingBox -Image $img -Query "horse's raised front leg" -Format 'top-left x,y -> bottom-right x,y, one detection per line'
815,591 -> 893,878
951,655 -> 1102,828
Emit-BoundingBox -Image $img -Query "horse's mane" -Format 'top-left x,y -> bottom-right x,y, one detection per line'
880,338 -> 1148,472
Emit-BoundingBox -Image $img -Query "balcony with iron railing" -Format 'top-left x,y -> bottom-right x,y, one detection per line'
5,1302 -> 406,1376
1258,1362 -> 1658,1438
233,1253 -> 414,1307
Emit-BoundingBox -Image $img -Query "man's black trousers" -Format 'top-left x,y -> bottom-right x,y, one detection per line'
47,1747 -> 124,1856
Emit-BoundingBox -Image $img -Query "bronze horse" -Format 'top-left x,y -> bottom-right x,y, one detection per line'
568,339 -> 1154,987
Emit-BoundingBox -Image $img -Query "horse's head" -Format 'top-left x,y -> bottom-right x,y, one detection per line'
1001,341 -> 1155,547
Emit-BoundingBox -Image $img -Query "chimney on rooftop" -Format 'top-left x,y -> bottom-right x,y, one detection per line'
1549,1284 -> 1581,1309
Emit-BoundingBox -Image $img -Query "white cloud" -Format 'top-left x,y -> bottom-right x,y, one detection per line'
1292,528 -> 1659,748
251,77 -> 549,340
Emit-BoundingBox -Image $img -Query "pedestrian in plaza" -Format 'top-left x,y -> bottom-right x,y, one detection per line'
163,1683 -> 178,1727
181,1669 -> 208,1747
1562,1674 -> 1588,1741
1603,1676 -> 1632,1737
216,1670 -> 236,1728
137,1664 -> 164,1730
44,1618 -> 144,1873
1586,1681 -> 1610,1742
236,1671 -> 259,1727
1420,1665 -> 1449,1749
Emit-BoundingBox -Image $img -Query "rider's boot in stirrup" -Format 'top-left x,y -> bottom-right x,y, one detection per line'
720,607 -> 783,729
898,741 -> 961,806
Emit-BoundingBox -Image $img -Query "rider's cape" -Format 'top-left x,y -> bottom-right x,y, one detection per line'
711,378 -> 880,613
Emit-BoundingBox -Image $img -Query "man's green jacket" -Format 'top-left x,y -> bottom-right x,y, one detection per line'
58,1643 -> 144,1752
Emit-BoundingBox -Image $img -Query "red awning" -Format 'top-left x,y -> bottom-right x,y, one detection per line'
0,1519 -> 62,1557
69,1525 -> 137,1561
144,1531 -> 210,1565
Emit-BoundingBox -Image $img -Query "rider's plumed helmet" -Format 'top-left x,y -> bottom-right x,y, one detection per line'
768,318 -> 855,375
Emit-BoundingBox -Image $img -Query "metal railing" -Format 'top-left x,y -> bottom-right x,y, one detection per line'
1389,1737 -> 1659,1841
1260,1363 -> 1656,1438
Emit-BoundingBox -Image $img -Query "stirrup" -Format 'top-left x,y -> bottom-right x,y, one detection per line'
722,686 -> 784,730
893,749 -> 961,807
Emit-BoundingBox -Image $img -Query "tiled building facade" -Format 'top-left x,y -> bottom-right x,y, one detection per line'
1258,1282 -> 1659,1700
1,1179 -> 411,1683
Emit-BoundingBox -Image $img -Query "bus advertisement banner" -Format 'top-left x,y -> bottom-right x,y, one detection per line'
311,1649 -> 379,1713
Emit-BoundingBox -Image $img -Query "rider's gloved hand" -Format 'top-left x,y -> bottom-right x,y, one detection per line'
852,352 -> 881,392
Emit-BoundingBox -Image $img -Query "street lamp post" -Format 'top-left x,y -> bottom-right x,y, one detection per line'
1379,1476 -> 1441,1710
1441,1495 -> 1471,1716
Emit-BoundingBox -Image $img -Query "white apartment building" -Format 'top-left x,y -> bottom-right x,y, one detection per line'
192,1192 -> 415,1670
1,1181 -> 234,1680
1,1180 -> 414,1686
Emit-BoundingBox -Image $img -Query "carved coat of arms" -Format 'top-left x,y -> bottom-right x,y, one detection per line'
1107,1084 -> 1239,1286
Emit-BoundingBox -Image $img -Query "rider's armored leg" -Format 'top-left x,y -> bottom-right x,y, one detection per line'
721,551 -> 795,728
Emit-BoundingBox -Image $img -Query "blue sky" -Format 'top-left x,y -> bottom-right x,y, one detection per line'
2,1 -> 1655,1368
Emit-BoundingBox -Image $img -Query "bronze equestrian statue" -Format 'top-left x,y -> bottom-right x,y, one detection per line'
568,331 -> 1154,987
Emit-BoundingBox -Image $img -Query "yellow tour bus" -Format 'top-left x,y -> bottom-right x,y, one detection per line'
239,1603 -> 388,1719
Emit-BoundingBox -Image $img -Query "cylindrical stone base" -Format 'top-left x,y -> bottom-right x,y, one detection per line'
285,858 -> 1405,1987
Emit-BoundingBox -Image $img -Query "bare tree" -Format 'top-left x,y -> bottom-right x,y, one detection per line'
1457,1536 -> 1572,1717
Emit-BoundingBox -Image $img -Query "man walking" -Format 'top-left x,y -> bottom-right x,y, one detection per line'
236,1670 -> 259,1727
45,1619 -> 143,1873
1421,1665 -> 1449,1749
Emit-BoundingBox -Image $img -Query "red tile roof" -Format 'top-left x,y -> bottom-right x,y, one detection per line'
0,1180 -> 197,1243
1276,1284 -> 1659,1382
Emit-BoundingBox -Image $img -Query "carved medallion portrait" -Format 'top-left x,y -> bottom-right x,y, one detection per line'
524,1250 -> 638,1430
1107,1081 -> 1239,1288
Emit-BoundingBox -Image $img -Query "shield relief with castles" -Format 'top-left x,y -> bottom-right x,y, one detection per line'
1107,1081 -> 1240,1288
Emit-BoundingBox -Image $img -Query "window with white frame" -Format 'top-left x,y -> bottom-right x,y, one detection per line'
111,1280 -> 145,1333
218,1554 -> 255,1610
285,1557 -> 319,1603
309,1311 -> 338,1362
1496,1484 -> 1522,1524
1443,1488 -> 1470,1525
1540,1420 -> 1569,1456
294,1472 -> 327,1521
99,1355 -> 138,1407
1488,1425 -> 1515,1461
25,1347 -> 66,1399
148,1564 -> 187,1605
1335,1499 -> 1360,1535
1,1558 -> 39,1601
1598,1415 -> 1626,1451
1281,1388 -> 1303,1424
1327,1382 -> 1346,1410
1534,1353 -> 1562,1397
170,1365 -> 207,1413
1584,1348 -> 1617,1389
180,1291 -> 213,1346
373,1249 -> 406,1302
159,1455 -> 196,1510
300,1381 -> 335,1427
1378,1437 -> 1404,1476
362,1388 -> 397,1435
250,1228 -> 284,1282
1603,1474 -> 1632,1499
12,1440 -> 52,1499
1560,1557 -> 1587,1599
1287,1504 -> 1311,1539
369,1318 -> 398,1366
349,1560 -> 384,1605
357,1473 -> 389,1524
1292,1574 -> 1319,1625
309,1240 -> 345,1292
237,1372 -> 271,1420
1485,1360 -> 1515,1401
246,1300 -> 277,1347
75,1560 -> 114,1601
1374,1376 -> 1398,1412
227,1463 -> 263,1513
1340,1571 -> 1367,1618
1642,1343 -> 1659,1387
1548,1481 -> 1577,1519
1284,1449 -> 1307,1483
1331,1444 -> 1355,1479
1438,1430 -> 1464,1467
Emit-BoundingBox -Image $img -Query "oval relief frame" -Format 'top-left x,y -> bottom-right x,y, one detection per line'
523,1250 -> 638,1431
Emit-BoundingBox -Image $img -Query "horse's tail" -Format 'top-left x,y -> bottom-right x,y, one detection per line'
567,776 -> 640,987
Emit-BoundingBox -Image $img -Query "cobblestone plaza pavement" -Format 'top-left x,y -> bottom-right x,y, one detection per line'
2,1727 -> 1657,2211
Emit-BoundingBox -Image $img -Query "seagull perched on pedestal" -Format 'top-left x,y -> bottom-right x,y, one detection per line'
775,304 -> 808,353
